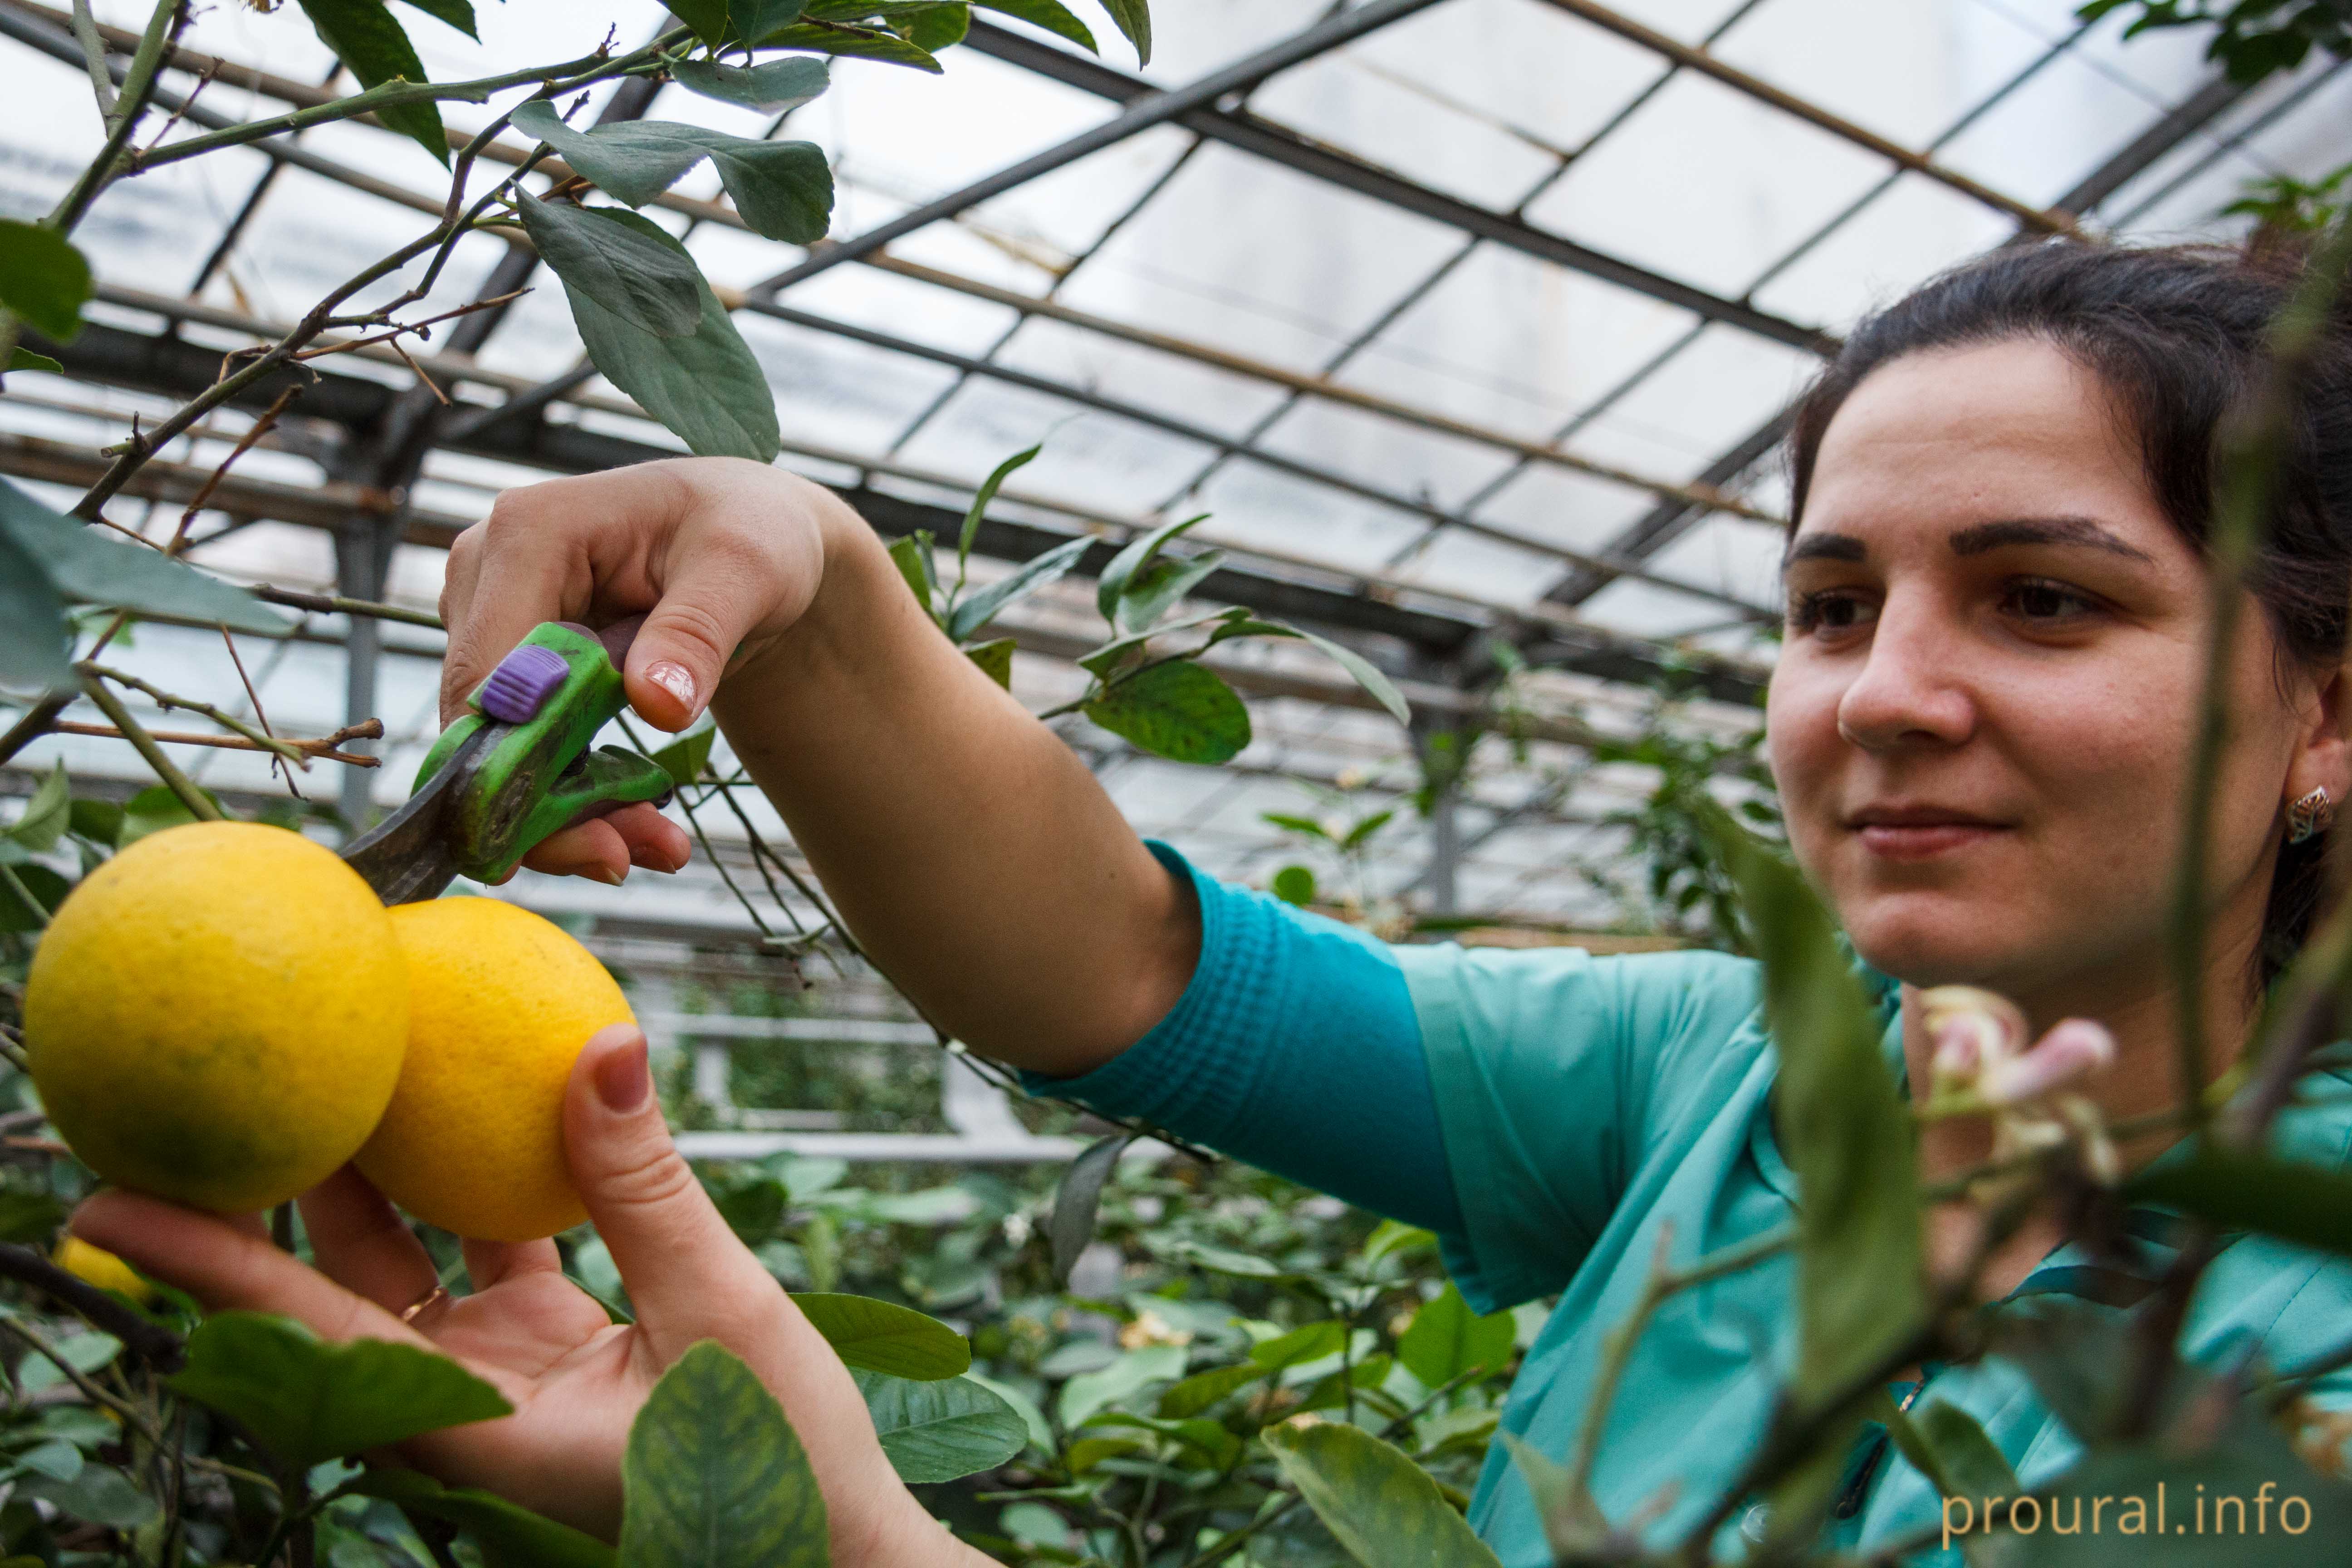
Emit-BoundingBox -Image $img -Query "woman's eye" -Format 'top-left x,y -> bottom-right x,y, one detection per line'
2002,579 -> 2100,624
1788,590 -> 1877,636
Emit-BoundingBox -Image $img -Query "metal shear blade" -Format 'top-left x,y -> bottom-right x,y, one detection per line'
340,726 -> 495,905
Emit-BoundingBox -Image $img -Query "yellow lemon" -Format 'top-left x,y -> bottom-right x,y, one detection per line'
55,1236 -> 156,1305
24,821 -> 407,1214
356,898 -> 632,1242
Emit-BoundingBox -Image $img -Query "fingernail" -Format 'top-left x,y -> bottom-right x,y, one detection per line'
593,864 -> 627,887
646,661 -> 698,711
595,1035 -> 651,1112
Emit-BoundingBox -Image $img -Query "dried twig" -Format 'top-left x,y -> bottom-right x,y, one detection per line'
49,720 -> 381,767
248,584 -> 443,629
75,672 -> 220,820
82,661 -> 312,769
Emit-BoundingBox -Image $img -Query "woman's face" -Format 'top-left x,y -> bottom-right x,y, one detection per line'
1765,337 -> 2337,1007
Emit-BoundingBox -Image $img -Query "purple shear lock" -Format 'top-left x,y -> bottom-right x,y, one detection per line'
478,644 -> 570,724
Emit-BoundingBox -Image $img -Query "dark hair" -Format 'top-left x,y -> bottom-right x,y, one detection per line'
1786,240 -> 2352,985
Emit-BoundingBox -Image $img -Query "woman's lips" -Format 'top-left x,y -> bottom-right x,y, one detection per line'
1856,822 -> 2004,859
1847,810 -> 2008,860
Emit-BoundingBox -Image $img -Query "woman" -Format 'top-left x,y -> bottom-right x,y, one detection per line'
75,240 -> 2352,1563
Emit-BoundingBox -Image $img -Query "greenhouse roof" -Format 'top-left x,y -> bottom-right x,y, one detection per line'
3,0 -> 2347,935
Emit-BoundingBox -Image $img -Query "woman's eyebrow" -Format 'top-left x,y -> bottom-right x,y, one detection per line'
1783,532 -> 1866,565
1948,516 -> 2157,562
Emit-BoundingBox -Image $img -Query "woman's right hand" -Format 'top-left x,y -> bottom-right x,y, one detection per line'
440,455 -> 1195,1078
436,458 -> 854,883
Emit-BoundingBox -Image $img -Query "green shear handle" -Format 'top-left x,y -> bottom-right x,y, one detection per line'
341,617 -> 676,904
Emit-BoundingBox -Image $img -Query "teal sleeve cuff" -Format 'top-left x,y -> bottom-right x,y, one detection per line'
1022,842 -> 1462,1235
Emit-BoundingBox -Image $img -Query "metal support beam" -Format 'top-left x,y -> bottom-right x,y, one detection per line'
747,0 -> 1450,296
958,20 -> 1838,355
27,13 -> 1790,530
1525,0 -> 2073,232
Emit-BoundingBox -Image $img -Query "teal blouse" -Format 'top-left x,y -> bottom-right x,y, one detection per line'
1031,846 -> 2352,1564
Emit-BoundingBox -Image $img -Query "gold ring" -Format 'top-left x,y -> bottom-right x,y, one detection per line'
399,1284 -> 451,1324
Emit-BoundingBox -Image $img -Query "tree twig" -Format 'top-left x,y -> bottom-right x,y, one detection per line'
82,661 -> 316,769
0,1243 -> 186,1372
49,720 -> 381,767
247,585 -> 443,628
75,672 -> 219,820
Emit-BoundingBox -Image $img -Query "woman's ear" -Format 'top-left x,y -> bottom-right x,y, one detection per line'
2284,658 -> 2352,819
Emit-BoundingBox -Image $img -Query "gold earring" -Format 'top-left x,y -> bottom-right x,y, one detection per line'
2288,787 -> 2336,845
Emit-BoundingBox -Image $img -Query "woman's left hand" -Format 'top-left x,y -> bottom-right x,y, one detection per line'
70,1025 -> 972,1566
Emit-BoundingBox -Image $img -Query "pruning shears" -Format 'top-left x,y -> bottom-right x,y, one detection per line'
341,617 -> 675,904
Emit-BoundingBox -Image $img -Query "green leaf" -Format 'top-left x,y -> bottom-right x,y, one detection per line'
1250,1321 -> 1346,1374
757,21 -> 945,68
1167,1239 -> 1285,1279
649,724 -> 718,787
1271,864 -> 1317,906
511,103 -> 834,244
1095,513 -> 1208,623
292,0 -> 449,163
671,55 -> 831,113
663,0 -> 731,41
1708,808 -> 1923,1399
168,1311 -> 512,1470
956,445 -> 1041,576
0,222 -> 91,343
909,1 -> 970,53
1396,1283 -> 1515,1390
1049,1132 -> 1132,1288
888,529 -> 940,619
0,1191 -> 65,1243
1294,628 -> 1411,726
514,198 -> 702,339
1341,809 -> 1394,852
1057,1344 -> 1187,1429
965,637 -> 1015,687
511,102 -> 710,206
1262,813 -> 1332,841
2128,1146 -> 2352,1258
392,0 -> 478,39
973,0 -> 1096,51
65,797 -> 121,848
559,211 -> 780,462
730,0 -> 808,42
855,1369 -> 1027,1483
10,762 -> 69,852
1083,660 -> 1250,764
699,138 -> 834,244
1097,0 -> 1149,64
622,1341 -> 828,1568
117,783 -> 216,846
1085,1409 -> 1240,1469
15,1331 -> 120,1393
1155,1361 -> 1266,1419
351,1470 -> 616,1568
0,864 -> 69,933
1891,1398 -> 2019,1501
946,534 -> 1092,643
16,1465 -> 157,1531
1261,1420 -> 1503,1568
1115,548 -> 1224,636
5,348 -> 64,377
0,479 -> 289,635
792,1293 -> 970,1380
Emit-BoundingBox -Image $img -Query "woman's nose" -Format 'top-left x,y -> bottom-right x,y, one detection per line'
1833,603 -> 1975,750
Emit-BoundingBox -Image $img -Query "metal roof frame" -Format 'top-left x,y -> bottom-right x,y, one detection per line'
0,0 -> 2328,920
